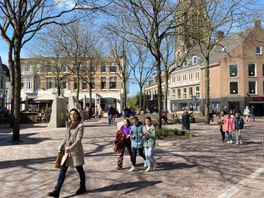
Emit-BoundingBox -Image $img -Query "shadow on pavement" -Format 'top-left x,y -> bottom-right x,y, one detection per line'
157,162 -> 197,171
0,132 -> 51,147
0,156 -> 55,169
86,180 -> 162,195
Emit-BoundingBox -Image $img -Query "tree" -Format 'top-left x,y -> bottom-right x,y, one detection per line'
108,0 -> 180,128
0,0 -> 102,142
128,43 -> 154,109
186,0 -> 258,124
105,34 -> 130,110
161,35 -> 175,112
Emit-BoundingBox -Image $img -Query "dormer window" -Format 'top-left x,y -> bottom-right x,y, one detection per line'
192,56 -> 198,65
256,46 -> 262,55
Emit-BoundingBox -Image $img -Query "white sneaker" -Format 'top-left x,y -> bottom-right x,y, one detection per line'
129,166 -> 136,172
145,167 -> 152,172
240,140 -> 243,144
230,140 -> 233,144
236,142 -> 239,145
153,160 -> 157,170
144,161 -> 147,168
227,141 -> 230,144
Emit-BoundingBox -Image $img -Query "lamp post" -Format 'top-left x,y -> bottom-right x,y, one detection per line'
5,90 -> 8,109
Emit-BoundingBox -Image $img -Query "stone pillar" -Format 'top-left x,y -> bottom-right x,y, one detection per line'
48,97 -> 67,128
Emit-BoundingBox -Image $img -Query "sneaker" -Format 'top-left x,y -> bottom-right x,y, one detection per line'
129,166 -> 136,172
47,190 -> 60,198
76,186 -> 86,195
153,160 -> 157,170
145,167 -> 152,172
144,161 -> 147,168
115,165 -> 121,170
230,140 -> 233,144
236,142 -> 239,145
227,141 -> 230,144
240,140 -> 243,144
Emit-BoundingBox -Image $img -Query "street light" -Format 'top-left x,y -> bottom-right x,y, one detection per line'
5,90 -> 8,109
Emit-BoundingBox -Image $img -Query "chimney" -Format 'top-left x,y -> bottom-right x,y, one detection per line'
254,20 -> 261,29
217,31 -> 224,40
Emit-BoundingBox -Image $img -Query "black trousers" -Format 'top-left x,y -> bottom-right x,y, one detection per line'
131,147 -> 146,166
220,126 -> 225,142
56,165 -> 85,192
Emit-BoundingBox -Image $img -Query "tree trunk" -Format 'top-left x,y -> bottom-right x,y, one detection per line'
8,44 -> 15,128
204,56 -> 210,124
164,70 -> 169,112
57,77 -> 61,97
156,59 -> 162,129
76,71 -> 80,105
12,38 -> 22,142
123,79 -> 127,110
139,85 -> 143,108
89,83 -> 92,113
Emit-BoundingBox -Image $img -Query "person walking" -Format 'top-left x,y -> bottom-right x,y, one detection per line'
223,113 -> 235,144
243,106 -> 250,122
129,116 -> 146,172
108,105 -> 113,124
48,108 -> 86,198
217,111 -> 225,143
250,105 -> 255,122
115,118 -> 133,170
143,117 -> 157,172
234,113 -> 244,145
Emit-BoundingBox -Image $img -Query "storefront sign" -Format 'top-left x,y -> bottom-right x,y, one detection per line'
252,97 -> 264,101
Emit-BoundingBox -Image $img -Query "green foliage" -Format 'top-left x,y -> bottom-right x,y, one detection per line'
127,92 -> 144,111
156,128 -> 193,139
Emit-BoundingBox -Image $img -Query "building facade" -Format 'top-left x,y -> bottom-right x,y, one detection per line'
0,57 -> 10,110
145,20 -> 264,116
20,51 -> 127,113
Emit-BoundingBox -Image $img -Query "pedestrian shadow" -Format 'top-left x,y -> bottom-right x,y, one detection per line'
61,180 -> 162,198
88,180 -> 162,194
156,162 -> 197,171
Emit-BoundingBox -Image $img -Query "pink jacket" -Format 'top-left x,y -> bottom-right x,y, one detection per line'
223,117 -> 235,132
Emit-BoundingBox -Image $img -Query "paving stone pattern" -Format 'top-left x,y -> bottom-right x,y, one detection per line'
0,119 -> 264,198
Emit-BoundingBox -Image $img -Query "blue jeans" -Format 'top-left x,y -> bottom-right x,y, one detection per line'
108,114 -> 112,124
56,165 -> 85,192
144,147 -> 154,167
227,132 -> 232,141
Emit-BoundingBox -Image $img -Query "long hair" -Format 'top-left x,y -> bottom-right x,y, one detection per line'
67,108 -> 82,129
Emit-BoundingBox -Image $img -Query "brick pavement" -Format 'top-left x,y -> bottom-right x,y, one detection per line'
0,118 -> 263,198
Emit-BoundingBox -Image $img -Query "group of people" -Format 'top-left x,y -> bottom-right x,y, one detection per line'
217,111 -> 244,144
114,116 -> 157,172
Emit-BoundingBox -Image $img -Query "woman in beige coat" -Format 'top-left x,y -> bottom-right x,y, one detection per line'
48,108 -> 86,198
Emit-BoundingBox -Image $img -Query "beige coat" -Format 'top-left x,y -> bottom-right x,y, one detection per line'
59,123 -> 85,167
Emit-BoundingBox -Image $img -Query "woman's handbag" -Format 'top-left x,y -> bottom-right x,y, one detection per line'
55,152 -> 63,169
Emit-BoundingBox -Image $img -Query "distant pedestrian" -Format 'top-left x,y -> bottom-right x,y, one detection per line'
243,106 -> 250,122
48,108 -> 86,198
250,105 -> 255,122
123,106 -> 132,118
108,105 -> 114,124
143,117 -> 157,172
234,113 -> 244,145
217,111 -> 225,143
182,110 -> 190,130
114,119 -> 133,170
223,113 -> 235,144
129,116 -> 146,172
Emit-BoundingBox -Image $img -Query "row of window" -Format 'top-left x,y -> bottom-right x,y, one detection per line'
22,77 -> 118,91
172,86 -> 200,99
229,63 -> 264,77
229,81 -> 263,95
171,72 -> 200,83
23,64 -> 118,74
